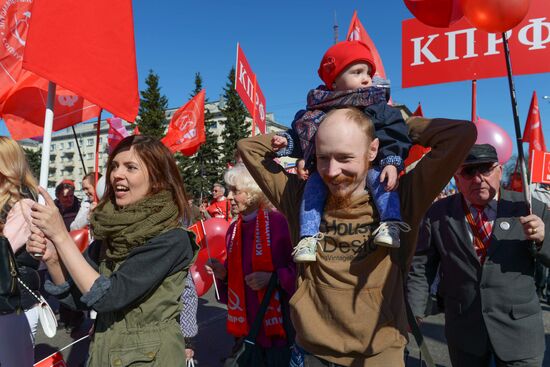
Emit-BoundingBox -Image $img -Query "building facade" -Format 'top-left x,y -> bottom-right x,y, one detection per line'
20,100 -> 287,193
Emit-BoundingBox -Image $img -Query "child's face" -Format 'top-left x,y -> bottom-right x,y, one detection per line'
333,62 -> 372,91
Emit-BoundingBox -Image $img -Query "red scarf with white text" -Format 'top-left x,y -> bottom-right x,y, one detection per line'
226,208 -> 286,338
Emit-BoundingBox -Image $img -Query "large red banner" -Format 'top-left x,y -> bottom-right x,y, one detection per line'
235,43 -> 266,134
402,0 -> 550,88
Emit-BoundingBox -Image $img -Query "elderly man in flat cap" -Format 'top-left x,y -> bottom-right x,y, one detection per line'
407,144 -> 550,367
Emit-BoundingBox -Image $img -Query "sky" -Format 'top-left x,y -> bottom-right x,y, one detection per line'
3,0 -> 550,156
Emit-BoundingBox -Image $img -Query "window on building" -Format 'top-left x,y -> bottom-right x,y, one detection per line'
68,142 -> 73,149
59,142 -> 64,150
50,144 -> 55,152
87,138 -> 94,146
79,168 -> 83,175
87,153 -> 93,160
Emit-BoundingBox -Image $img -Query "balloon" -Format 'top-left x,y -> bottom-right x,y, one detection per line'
474,117 -> 513,164
404,0 -> 463,28
96,175 -> 106,200
460,0 -> 530,33
189,218 -> 230,297
70,228 -> 89,253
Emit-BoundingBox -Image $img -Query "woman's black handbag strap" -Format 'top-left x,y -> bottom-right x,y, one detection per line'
243,272 -> 278,344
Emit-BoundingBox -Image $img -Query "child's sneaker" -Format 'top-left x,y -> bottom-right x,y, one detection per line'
292,233 -> 324,263
372,221 -> 411,248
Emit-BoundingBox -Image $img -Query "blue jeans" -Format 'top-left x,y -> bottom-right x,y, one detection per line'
300,167 -> 402,238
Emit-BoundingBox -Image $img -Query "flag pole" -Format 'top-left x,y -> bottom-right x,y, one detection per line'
71,126 -> 87,176
199,220 -> 220,301
471,79 -> 477,122
38,81 -> 57,203
93,109 -> 103,203
502,32 -> 531,209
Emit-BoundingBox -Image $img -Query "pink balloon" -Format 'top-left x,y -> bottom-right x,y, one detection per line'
474,117 -> 513,164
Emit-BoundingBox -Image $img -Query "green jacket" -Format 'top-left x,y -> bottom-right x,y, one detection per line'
48,227 -> 197,367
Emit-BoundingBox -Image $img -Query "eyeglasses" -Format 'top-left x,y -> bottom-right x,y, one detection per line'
458,163 -> 498,180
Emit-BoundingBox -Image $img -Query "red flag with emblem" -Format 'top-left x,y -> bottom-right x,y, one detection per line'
346,10 -> 386,79
21,0 -> 139,122
0,0 -> 32,103
161,90 -> 206,156
412,103 -> 424,117
1,71 -> 101,140
522,91 -> 546,153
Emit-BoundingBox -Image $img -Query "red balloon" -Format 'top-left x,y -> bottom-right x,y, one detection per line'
404,0 -> 464,28
189,218 -> 230,297
474,117 -> 513,164
69,228 -> 89,253
460,0 -> 530,33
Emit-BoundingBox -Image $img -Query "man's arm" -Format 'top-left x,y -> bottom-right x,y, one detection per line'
407,214 -> 441,318
399,117 -> 477,267
237,134 -> 302,241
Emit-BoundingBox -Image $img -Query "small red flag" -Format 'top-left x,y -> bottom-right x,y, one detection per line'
34,351 -> 66,367
405,104 -> 431,169
412,103 -> 424,117
107,117 -> 129,154
133,125 -> 140,136
161,90 -> 206,156
522,91 -> 546,153
346,11 -> 387,79
22,0 -> 139,122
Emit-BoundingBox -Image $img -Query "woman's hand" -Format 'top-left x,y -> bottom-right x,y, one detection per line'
26,226 -> 58,263
205,259 -> 227,280
30,187 -> 70,245
245,271 -> 272,291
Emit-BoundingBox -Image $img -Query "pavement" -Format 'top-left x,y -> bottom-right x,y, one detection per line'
34,289 -> 550,367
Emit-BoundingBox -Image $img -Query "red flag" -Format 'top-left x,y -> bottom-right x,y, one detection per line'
346,11 -> 387,79
404,104 -> 431,169
22,0 -> 139,122
412,103 -> 424,117
34,351 -> 66,367
0,0 -> 32,103
133,125 -> 140,135
161,90 -> 206,156
522,91 -> 546,153
107,117 -> 129,153
1,71 -> 101,140
530,150 -> 550,184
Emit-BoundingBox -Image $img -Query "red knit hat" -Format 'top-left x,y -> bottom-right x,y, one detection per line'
318,40 -> 376,90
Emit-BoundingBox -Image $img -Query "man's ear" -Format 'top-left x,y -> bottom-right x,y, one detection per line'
368,138 -> 379,162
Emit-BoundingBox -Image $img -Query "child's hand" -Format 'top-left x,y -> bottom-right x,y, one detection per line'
380,165 -> 399,191
271,135 -> 288,151
296,159 -> 310,180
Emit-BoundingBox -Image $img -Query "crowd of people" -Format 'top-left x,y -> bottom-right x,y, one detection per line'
1,39 -> 548,367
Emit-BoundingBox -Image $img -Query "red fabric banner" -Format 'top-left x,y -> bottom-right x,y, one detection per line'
402,0 -> 550,88
0,0 -> 32,103
22,0 -> 139,122
1,71 -> 101,140
522,91 -> 546,152
346,10 -> 387,80
235,43 -> 266,134
530,150 -> 550,184
34,352 -> 66,367
161,90 -> 206,156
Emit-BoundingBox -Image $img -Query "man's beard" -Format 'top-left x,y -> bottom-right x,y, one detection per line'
323,174 -> 355,210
